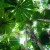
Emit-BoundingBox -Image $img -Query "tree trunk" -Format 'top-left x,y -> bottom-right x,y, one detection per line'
24,29 -> 28,50
37,19 -> 50,22
30,31 -> 44,50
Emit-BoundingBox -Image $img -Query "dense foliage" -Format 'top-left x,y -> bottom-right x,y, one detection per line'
0,0 -> 50,50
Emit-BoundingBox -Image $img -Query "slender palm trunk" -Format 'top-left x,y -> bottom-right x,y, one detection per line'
24,30 -> 28,50
30,31 -> 44,50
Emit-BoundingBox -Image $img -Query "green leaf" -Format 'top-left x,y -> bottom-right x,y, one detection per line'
0,42 -> 11,50
0,17 -> 15,35
48,0 -> 50,4
42,2 -> 47,8
4,7 -> 15,12
32,43 -> 40,50
43,9 -> 50,19
39,31 -> 50,45
9,36 -> 19,46
4,0 -> 17,6
28,40 -> 32,47
4,0 -> 34,22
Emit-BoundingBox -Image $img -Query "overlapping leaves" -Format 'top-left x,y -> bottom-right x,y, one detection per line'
0,17 -> 15,34
4,0 -> 34,22
39,31 -> 50,45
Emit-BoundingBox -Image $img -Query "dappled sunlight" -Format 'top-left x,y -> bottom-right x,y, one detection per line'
33,21 -> 37,27
0,0 -> 50,50
20,36 -> 26,45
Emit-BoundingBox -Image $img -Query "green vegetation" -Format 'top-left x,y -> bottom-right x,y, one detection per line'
0,0 -> 50,50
